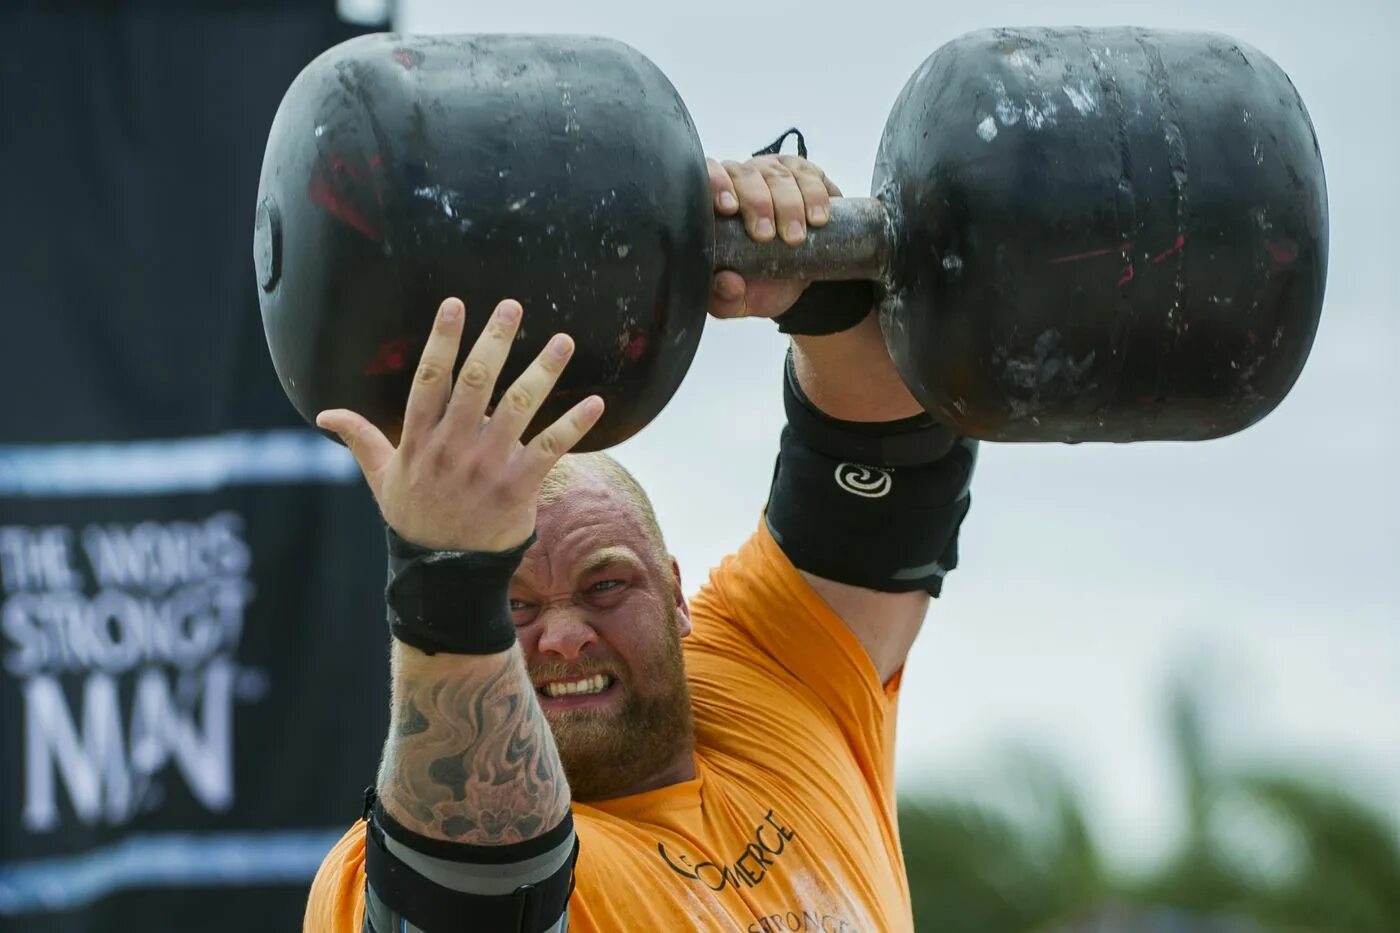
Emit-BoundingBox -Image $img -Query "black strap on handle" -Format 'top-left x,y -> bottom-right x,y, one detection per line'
753,127 -> 808,159
749,128 -> 875,336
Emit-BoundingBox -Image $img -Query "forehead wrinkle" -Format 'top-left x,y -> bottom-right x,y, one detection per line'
521,516 -> 623,588
518,537 -> 553,586
534,482 -> 665,581
547,504 -> 648,551
545,476 -> 651,533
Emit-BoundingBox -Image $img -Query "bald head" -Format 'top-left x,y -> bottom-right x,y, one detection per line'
538,453 -> 668,564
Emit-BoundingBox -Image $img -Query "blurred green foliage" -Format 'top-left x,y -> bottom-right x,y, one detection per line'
897,684 -> 1399,932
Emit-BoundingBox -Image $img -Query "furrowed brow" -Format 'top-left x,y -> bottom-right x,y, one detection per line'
575,547 -> 641,580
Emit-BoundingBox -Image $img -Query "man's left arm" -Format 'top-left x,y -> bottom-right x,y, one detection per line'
787,321 -> 940,683
708,155 -> 976,684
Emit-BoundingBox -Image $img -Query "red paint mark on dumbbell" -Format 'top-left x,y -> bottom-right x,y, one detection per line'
1264,239 -> 1298,269
368,156 -> 385,206
623,335 -> 648,361
1151,234 -> 1186,264
394,49 -> 423,70
365,337 -> 414,375
308,160 -> 382,242
329,156 -> 364,180
1118,261 -> 1136,286
1048,242 -> 1133,265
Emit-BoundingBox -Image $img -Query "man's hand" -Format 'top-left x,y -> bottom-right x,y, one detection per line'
707,155 -> 842,320
318,297 -> 589,850
316,297 -> 605,552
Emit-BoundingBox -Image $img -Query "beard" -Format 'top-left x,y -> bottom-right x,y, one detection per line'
538,604 -> 694,802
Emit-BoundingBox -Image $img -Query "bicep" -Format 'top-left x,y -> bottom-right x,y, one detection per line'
799,571 -> 928,685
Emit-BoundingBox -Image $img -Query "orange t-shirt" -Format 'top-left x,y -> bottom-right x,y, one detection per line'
307,523 -> 912,932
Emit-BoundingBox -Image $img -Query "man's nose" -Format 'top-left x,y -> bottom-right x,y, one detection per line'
534,604 -> 599,660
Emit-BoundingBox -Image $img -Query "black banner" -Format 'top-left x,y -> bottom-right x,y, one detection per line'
1,3 -> 391,929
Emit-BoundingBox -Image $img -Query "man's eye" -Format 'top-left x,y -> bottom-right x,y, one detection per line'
509,600 -> 531,612
588,580 -> 623,594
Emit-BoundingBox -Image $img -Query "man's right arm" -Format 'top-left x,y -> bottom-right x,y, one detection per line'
354,644 -> 576,933
314,296 -> 605,932
378,643 -> 568,845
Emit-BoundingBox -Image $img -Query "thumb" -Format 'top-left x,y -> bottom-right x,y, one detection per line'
316,409 -> 394,489
708,271 -> 748,320
741,280 -> 808,320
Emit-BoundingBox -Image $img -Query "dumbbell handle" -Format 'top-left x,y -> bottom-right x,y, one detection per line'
712,197 -> 892,282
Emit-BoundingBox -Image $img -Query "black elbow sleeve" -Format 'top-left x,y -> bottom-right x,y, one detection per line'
363,799 -> 577,933
766,352 -> 978,596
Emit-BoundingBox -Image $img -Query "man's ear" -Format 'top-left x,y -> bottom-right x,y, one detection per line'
670,556 -> 692,637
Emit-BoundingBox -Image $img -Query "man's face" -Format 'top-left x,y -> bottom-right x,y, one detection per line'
509,474 -> 693,801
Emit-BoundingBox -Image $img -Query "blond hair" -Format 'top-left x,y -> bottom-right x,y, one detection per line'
538,453 -> 668,562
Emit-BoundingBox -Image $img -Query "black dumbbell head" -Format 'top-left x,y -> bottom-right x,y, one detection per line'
256,34 -> 713,449
875,27 -> 1328,441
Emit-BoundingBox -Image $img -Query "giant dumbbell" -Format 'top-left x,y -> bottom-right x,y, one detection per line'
255,28 -> 1326,449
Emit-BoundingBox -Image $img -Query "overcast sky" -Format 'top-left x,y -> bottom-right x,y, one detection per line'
386,0 -> 1398,864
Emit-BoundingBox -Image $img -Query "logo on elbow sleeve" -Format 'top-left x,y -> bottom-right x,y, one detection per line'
834,464 -> 892,498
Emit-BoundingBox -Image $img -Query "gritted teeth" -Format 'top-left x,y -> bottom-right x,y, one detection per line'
541,674 -> 613,698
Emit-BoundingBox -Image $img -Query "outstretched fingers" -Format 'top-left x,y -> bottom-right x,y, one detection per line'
443,299 -> 523,432
483,332 -> 575,447
315,408 -> 394,495
523,395 -> 606,479
400,298 -> 466,446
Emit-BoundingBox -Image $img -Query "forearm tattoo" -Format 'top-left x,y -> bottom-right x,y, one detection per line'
378,647 -> 571,845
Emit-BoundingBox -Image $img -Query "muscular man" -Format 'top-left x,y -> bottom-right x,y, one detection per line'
306,155 -> 977,932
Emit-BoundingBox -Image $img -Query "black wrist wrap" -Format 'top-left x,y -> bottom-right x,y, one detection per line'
766,354 -> 978,596
751,127 -> 876,337
775,281 -> 875,336
384,527 -> 535,655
